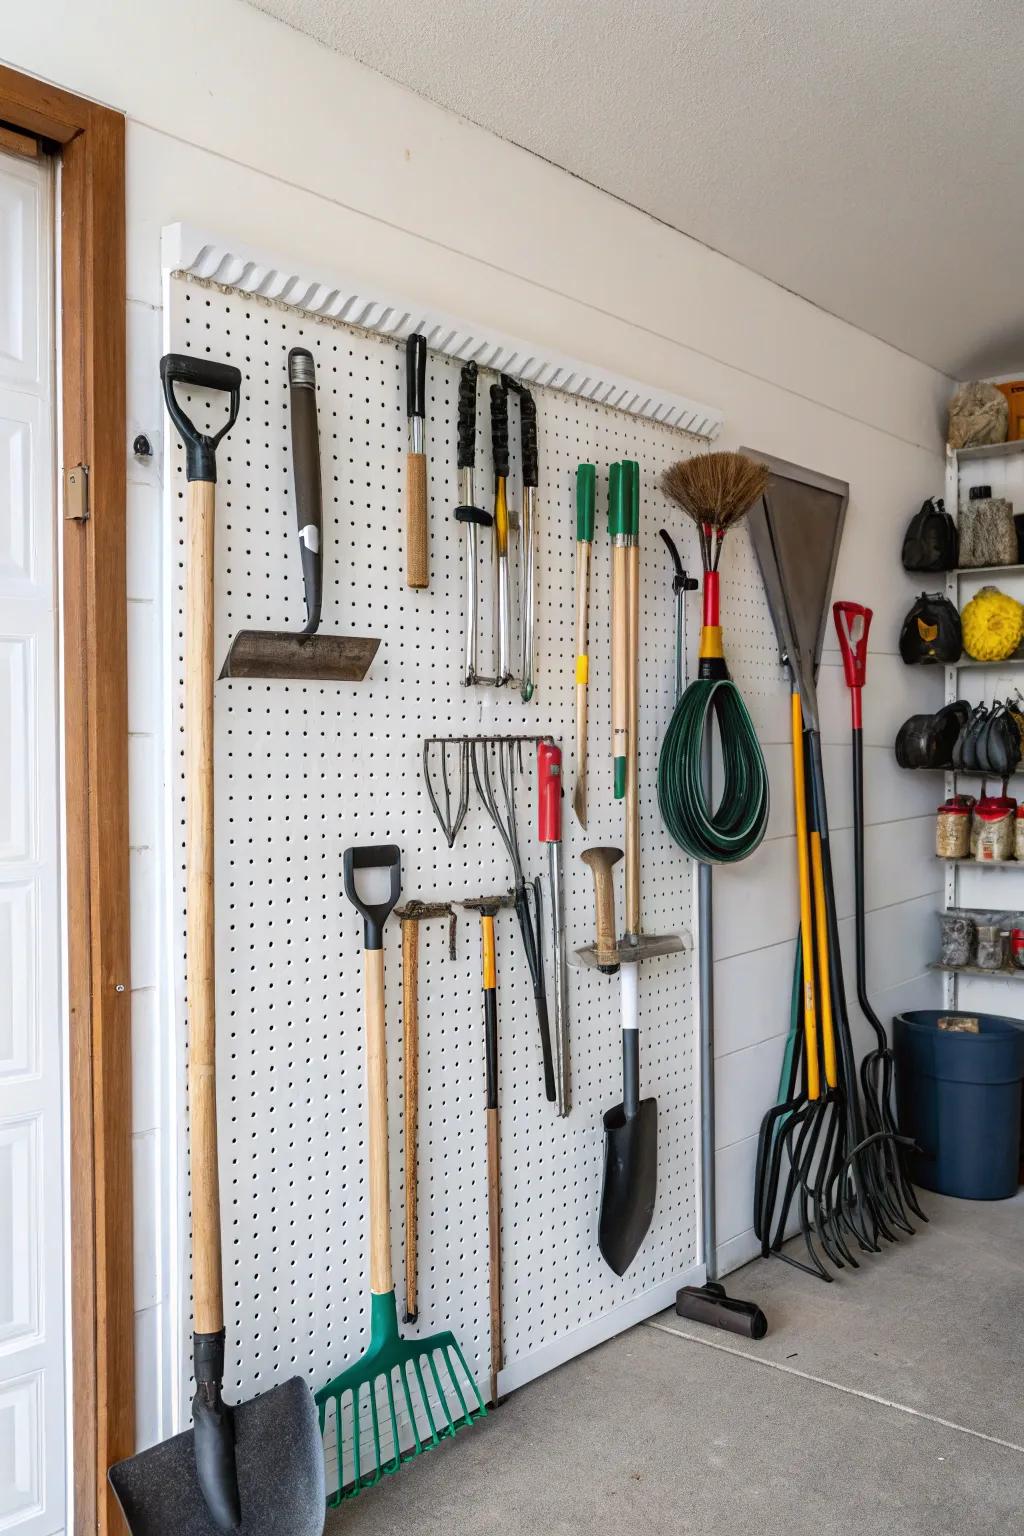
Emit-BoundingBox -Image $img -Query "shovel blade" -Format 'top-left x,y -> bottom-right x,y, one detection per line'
599,1097 -> 657,1275
219,631 -> 380,681
109,1376 -> 325,1536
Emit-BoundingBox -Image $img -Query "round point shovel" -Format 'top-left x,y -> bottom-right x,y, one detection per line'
599,960 -> 658,1275
109,356 -> 324,1536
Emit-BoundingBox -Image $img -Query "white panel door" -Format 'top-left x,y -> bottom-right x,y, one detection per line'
0,150 -> 65,1536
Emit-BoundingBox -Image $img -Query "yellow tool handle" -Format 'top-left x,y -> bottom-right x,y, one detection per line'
494,476 -> 509,558
810,832 -> 838,1090
482,914 -> 496,989
791,691 -> 820,1102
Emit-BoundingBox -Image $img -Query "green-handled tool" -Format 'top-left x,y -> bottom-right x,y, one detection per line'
573,464 -> 596,826
316,847 -> 485,1504
609,463 -> 629,801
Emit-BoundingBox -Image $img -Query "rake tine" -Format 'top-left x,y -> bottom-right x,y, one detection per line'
398,1361 -> 422,1454
426,1350 -> 457,1436
349,1384 -> 362,1493
450,1339 -> 487,1415
383,1370 -> 402,1474
412,1355 -> 441,1444
367,1377 -> 383,1486
441,1345 -> 472,1422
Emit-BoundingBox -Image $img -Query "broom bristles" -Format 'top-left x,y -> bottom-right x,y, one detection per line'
661,451 -> 769,534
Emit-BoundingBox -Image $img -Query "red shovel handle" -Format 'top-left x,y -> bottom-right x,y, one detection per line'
538,741 -> 563,843
833,601 -> 872,727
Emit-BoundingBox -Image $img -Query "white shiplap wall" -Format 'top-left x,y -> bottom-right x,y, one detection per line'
5,0 -> 949,1449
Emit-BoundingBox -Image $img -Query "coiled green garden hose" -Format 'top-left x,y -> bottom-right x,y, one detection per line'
658,677 -> 770,863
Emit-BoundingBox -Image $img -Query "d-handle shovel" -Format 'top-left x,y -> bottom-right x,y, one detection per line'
109,355 -> 324,1536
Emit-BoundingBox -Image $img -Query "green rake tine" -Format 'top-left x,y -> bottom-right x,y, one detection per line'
425,1350 -> 457,1436
348,1384 -> 361,1495
398,1360 -> 423,1454
412,1355 -> 441,1445
440,1345 -> 472,1423
383,1370 -> 402,1474
449,1339 -> 487,1415
367,1378 -> 385,1484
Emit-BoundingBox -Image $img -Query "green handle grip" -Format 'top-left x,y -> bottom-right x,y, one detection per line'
622,459 -> 640,537
576,463 -> 596,542
608,461 -> 627,539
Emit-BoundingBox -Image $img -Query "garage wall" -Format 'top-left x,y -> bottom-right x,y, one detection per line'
3,0 -> 948,1449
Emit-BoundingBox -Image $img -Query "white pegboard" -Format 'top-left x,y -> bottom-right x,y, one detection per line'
163,273 -> 735,1474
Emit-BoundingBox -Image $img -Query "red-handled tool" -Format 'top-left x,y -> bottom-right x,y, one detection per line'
832,600 -> 926,1230
538,741 -> 570,1116
833,601 -> 872,727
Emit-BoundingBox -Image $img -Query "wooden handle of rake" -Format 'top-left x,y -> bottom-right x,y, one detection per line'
611,543 -> 629,798
790,691 -> 821,1102
186,475 -> 224,1336
401,917 -> 420,1322
365,947 -> 394,1295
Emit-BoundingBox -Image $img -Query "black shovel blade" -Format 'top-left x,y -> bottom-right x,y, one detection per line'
219,631 -> 379,681
109,1376 -> 324,1536
599,1097 -> 657,1275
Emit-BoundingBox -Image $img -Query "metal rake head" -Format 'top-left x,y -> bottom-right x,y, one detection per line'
470,737 -> 525,881
316,1316 -> 486,1506
422,738 -> 470,849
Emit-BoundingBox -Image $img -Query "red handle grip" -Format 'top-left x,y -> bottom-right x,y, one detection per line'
538,742 -> 562,843
833,602 -> 872,689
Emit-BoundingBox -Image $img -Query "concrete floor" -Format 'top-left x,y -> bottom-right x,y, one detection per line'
328,1191 -> 1024,1535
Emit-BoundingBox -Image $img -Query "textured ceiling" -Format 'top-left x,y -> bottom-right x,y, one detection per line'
247,0 -> 1024,378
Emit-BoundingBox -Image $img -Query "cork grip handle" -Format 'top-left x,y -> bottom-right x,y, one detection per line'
406,452 -> 428,588
581,846 -> 622,970
365,948 -> 394,1295
185,478 -> 223,1335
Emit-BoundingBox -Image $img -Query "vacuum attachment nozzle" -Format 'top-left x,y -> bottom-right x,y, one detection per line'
675,1281 -> 768,1340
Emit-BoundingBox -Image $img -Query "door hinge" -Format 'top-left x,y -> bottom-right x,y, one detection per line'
64,463 -> 89,522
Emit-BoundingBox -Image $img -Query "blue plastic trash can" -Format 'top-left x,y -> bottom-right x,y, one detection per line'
893,1010 -> 1024,1200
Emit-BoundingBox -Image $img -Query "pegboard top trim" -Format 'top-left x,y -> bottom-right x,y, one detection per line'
162,222 -> 724,440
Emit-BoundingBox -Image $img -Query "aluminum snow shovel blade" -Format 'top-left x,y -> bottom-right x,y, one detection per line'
599,1096 -> 657,1276
108,1375 -> 325,1536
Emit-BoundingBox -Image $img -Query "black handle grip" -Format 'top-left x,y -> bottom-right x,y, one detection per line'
490,382 -> 509,479
519,389 -> 538,489
160,352 -> 241,483
406,334 -> 426,419
484,990 -> 498,1111
457,362 -> 478,471
288,349 -> 323,635
343,844 -> 402,949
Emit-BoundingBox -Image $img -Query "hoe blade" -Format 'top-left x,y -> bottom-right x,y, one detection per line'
599,1097 -> 657,1275
109,1377 -> 325,1536
220,631 -> 380,681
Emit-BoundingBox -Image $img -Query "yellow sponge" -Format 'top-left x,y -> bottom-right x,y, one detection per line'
961,585 -> 1024,662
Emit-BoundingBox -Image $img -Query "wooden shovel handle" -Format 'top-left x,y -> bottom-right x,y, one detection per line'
407,452 -> 428,588
402,918 -> 419,1320
185,478 -> 223,1335
365,947 -> 393,1294
611,545 -> 629,787
581,846 -> 623,968
625,542 -> 641,936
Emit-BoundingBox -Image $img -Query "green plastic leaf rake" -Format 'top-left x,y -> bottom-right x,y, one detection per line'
316,846 -> 486,1505
316,1292 -> 485,1504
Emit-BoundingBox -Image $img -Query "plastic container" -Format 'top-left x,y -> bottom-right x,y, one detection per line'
938,909 -> 975,968
936,797 -> 971,859
973,795 -> 1015,862
974,917 -> 1007,970
894,1010 -> 1024,1199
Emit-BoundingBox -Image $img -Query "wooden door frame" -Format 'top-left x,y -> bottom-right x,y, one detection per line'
0,65 -> 133,1536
